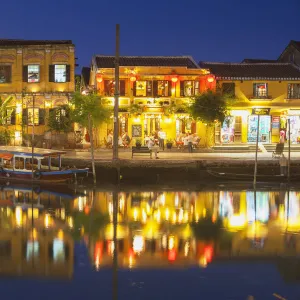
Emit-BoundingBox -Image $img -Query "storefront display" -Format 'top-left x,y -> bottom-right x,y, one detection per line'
221,117 -> 235,143
247,115 -> 271,143
287,115 -> 300,144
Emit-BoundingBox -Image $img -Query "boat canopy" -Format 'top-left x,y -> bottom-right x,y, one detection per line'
0,146 -> 66,158
0,153 -> 13,160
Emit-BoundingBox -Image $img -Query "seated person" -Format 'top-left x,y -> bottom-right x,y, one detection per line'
122,132 -> 131,147
118,135 -> 124,147
192,134 -> 200,148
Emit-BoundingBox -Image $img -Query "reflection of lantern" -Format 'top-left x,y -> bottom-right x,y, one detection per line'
130,76 -> 136,82
171,76 -> 178,83
96,74 -> 103,83
207,76 -> 215,83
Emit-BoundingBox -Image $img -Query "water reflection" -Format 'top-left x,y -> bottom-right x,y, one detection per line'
1,185 -> 300,279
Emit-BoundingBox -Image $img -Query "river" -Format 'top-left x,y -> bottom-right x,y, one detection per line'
1,182 -> 300,299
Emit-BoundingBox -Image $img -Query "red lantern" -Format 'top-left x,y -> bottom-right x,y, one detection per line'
171,76 -> 178,83
96,74 -> 103,83
130,76 -> 136,82
207,75 -> 215,83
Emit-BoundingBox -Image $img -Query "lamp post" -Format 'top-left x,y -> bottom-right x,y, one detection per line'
113,24 -> 120,161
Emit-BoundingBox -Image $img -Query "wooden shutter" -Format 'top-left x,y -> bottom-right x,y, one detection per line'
22,109 -> 28,125
39,109 -> 45,125
120,80 -> 125,96
49,65 -> 55,82
10,109 -> 16,125
253,83 -> 256,97
146,81 -> 152,97
180,81 -> 184,96
266,83 -> 269,97
153,81 -> 158,97
133,81 -> 136,97
6,66 -> 12,83
66,65 -> 71,82
104,80 -> 110,95
23,66 -> 28,82
191,121 -> 196,134
168,81 -> 172,96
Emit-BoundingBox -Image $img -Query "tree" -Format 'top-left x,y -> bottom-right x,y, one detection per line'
71,92 -> 111,184
189,91 -> 228,147
47,105 -> 73,133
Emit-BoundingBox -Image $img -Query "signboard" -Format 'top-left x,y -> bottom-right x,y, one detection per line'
272,116 -> 280,129
252,108 -> 270,115
132,125 -> 142,137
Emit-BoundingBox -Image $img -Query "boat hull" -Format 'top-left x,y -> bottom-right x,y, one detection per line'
0,170 -> 75,183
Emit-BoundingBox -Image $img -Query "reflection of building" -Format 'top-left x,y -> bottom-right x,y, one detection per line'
0,230 -> 73,278
0,39 -> 75,147
81,56 -> 214,146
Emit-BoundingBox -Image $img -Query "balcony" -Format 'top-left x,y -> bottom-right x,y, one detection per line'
249,95 -> 272,101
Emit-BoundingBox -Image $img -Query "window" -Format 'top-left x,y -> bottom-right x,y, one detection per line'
288,84 -> 300,99
104,80 -> 125,96
54,65 -> 67,82
135,81 -> 152,97
27,65 -> 40,83
180,81 -> 199,96
5,108 -> 16,125
15,157 -> 25,170
28,108 -> 39,125
0,65 -> 11,83
157,81 -> 170,97
222,83 -> 235,97
253,83 -> 268,98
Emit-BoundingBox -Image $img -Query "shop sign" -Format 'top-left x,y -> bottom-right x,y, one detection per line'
252,108 -> 270,115
272,116 -> 280,129
288,110 -> 300,116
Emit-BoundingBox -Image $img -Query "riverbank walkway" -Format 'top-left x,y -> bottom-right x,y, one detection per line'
63,148 -> 300,162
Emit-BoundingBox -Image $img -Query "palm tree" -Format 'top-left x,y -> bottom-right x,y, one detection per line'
71,92 -> 111,184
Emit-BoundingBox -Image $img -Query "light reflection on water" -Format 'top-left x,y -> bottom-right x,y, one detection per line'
1,184 -> 300,287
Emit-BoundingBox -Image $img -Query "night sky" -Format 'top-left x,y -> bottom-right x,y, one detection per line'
2,0 -> 300,72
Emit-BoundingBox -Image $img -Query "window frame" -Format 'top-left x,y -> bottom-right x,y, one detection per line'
27,108 -> 39,126
288,83 -> 300,99
135,81 -> 152,97
27,64 -> 40,83
0,65 -> 12,84
54,64 -> 67,83
181,81 -> 200,97
253,83 -> 268,98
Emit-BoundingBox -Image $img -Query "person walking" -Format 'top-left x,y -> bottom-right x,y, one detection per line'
279,154 -> 288,176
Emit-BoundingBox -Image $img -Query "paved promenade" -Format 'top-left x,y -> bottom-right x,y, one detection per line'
63,149 -> 300,162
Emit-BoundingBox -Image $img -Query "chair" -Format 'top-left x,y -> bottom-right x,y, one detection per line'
272,143 -> 284,158
192,138 -> 201,149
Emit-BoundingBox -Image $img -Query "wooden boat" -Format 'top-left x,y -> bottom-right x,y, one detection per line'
207,169 -> 300,182
0,146 -> 88,183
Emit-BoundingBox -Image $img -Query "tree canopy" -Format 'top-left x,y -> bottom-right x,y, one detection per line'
70,92 -> 111,127
47,105 -> 73,133
189,91 -> 228,125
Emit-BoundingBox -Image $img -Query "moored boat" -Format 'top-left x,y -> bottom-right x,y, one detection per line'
207,169 -> 300,182
0,146 -> 88,183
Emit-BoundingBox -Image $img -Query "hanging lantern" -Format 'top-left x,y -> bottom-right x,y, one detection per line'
96,74 -> 103,83
130,76 -> 136,82
171,76 -> 178,83
207,75 -> 215,83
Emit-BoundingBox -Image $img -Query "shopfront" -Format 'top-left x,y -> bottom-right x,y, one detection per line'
286,110 -> 300,144
247,108 -> 271,143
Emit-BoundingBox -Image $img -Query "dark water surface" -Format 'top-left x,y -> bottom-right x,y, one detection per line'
1,182 -> 300,300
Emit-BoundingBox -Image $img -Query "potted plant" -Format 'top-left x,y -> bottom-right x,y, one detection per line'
166,139 -> 173,149
135,139 -> 142,148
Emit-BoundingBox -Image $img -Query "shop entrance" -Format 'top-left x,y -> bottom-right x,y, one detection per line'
215,116 -> 242,144
175,118 -> 196,135
144,114 -> 161,136
247,115 -> 271,143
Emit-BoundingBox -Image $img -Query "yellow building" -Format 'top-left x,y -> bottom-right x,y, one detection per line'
0,39 -> 75,146
200,61 -> 300,144
82,55 -> 215,146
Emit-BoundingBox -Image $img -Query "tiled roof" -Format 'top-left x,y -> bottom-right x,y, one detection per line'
291,40 -> 300,52
199,61 -> 300,80
81,67 -> 91,86
242,58 -> 277,63
0,39 -> 73,46
94,55 -> 199,69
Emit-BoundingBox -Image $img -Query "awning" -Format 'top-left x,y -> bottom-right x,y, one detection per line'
0,153 -> 13,160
